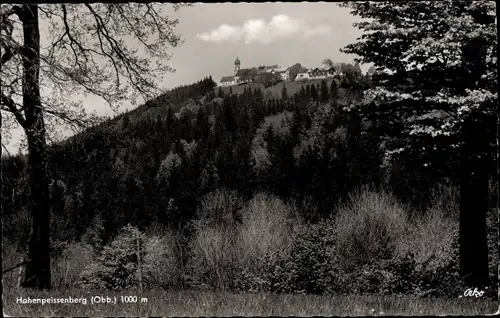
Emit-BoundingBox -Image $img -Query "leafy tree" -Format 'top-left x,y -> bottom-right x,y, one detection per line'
287,63 -> 304,81
341,0 -> 496,287
78,224 -> 146,291
322,58 -> 334,68
0,3 -> 188,289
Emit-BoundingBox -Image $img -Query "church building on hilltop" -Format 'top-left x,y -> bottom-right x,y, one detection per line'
218,57 -> 292,87
219,57 -> 241,87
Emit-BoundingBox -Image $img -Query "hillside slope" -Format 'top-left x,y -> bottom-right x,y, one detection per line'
215,78 -> 337,100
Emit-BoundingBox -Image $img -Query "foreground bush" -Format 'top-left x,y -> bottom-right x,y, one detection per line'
193,188 -> 244,229
265,221 -> 338,295
333,188 -> 409,271
186,226 -> 238,291
237,193 -> 295,267
71,187 -> 492,300
79,224 -> 183,291
187,192 -> 297,292
143,228 -> 182,290
184,189 -> 244,291
78,224 -> 147,291
233,193 -> 296,292
230,188 -> 472,298
52,242 -> 94,289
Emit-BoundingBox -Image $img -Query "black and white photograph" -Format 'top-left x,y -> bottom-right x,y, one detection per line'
1,1 -> 498,316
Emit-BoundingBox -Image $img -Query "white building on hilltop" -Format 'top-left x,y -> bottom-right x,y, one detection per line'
295,67 -> 337,81
219,75 -> 236,87
271,66 -> 291,81
295,69 -> 310,81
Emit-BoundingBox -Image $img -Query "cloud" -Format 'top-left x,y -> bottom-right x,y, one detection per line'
197,14 -> 332,44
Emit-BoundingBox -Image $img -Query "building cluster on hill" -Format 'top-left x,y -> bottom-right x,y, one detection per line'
219,58 -> 341,87
295,67 -> 337,81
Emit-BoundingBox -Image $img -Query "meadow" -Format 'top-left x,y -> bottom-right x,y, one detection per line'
3,289 -> 497,316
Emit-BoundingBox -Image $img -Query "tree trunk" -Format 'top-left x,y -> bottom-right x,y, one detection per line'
497,53 -> 500,303
20,4 -> 51,290
496,0 -> 500,300
459,120 -> 490,288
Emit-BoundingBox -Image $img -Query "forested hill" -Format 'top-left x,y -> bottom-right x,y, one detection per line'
2,64 -> 461,249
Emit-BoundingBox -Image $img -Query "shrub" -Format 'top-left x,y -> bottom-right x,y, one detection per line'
385,245 -> 466,298
186,226 -> 238,291
188,192 -> 298,292
52,242 -> 94,289
2,207 -> 31,251
185,189 -> 245,291
142,229 -> 182,290
81,213 -> 105,255
397,205 -> 457,268
427,184 -> 459,220
333,188 -> 409,271
267,221 -> 338,295
193,188 -> 244,230
233,193 -> 297,292
78,224 -> 146,291
236,193 -> 294,267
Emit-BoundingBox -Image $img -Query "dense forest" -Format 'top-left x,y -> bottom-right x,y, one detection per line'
4,71 -> 375,241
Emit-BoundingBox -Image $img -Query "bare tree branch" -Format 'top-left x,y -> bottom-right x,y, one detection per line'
2,3 -> 187,147
0,5 -> 23,21
1,93 -> 27,129
2,259 -> 31,275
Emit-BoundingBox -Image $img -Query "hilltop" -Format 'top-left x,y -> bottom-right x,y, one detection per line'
215,78 -> 338,100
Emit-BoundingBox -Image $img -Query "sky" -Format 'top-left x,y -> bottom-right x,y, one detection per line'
2,2 -> 366,154
168,2 -> 366,87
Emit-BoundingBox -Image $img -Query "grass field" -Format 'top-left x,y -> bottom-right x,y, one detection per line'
215,82 -> 265,96
265,78 -> 336,98
3,289 -> 498,317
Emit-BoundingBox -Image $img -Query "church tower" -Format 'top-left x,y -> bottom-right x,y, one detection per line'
234,57 -> 241,74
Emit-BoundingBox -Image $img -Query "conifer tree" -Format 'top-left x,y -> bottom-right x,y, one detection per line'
320,80 -> 329,103
330,79 -> 339,101
281,84 -> 288,100
310,84 -> 318,102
